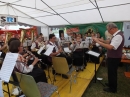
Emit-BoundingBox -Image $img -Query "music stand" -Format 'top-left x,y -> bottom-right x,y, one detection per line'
86,50 -> 101,83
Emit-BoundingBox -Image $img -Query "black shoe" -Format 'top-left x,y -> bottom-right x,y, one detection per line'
105,83 -> 109,87
103,88 -> 117,93
62,74 -> 68,79
76,70 -> 79,72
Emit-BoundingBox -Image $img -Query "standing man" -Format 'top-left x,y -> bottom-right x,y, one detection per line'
93,23 -> 124,93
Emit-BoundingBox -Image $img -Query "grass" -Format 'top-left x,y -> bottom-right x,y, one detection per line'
82,64 -> 130,97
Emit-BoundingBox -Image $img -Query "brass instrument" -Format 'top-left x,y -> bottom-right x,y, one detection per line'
20,29 -> 26,43
31,29 -> 35,42
2,32 -> 12,53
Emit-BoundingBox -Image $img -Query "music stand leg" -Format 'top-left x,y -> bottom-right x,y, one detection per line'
94,62 -> 96,83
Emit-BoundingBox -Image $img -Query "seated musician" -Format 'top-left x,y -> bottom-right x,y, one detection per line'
31,35 -> 43,52
46,34 -> 72,78
0,35 -> 7,58
9,39 -> 47,83
70,36 -> 86,72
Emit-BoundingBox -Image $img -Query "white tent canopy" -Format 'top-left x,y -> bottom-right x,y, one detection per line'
0,0 -> 130,26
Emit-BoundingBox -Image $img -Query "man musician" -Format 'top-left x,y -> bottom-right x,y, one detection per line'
46,34 -> 72,78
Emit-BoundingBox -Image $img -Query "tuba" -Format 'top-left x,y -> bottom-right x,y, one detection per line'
3,32 -> 12,53
20,29 -> 26,43
31,29 -> 35,42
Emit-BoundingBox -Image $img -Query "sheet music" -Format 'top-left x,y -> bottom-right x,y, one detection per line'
44,46 -> 54,56
0,53 -> 18,82
37,45 -> 45,54
87,50 -> 100,57
0,80 -> 4,97
64,47 -> 71,53
0,52 -> 2,56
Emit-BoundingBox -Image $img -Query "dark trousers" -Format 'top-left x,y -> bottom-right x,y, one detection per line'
107,58 -> 121,92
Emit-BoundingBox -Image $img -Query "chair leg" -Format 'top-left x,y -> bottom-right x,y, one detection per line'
56,90 -> 60,97
69,75 -> 72,93
53,73 -> 56,85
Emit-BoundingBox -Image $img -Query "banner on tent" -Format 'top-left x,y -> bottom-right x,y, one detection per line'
66,22 -> 123,38
0,15 -> 18,25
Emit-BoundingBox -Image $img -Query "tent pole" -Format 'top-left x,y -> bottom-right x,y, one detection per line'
94,0 -> 104,23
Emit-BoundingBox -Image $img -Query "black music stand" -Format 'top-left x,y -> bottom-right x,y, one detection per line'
86,50 -> 104,86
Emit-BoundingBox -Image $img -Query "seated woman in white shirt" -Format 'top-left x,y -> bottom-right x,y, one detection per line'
9,39 -> 47,83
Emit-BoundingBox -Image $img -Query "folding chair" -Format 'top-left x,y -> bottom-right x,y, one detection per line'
15,72 -> 60,97
52,57 -> 76,93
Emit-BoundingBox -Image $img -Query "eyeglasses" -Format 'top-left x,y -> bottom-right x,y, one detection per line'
107,27 -> 115,32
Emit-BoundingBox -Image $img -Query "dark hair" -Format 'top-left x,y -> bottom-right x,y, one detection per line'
39,33 -> 42,35
9,40 -> 21,53
8,38 -> 19,46
49,34 -> 55,40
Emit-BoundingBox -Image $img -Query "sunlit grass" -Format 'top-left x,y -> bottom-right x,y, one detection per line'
82,64 -> 130,97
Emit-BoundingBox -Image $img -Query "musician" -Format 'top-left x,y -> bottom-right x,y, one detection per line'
9,39 -> 47,83
70,36 -> 86,72
31,36 -> 43,52
46,34 -> 72,78
93,23 -> 124,93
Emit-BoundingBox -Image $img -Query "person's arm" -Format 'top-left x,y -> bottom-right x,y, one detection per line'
15,57 -> 39,73
31,42 -> 38,51
50,48 -> 62,56
93,38 -> 114,50
98,38 -> 110,44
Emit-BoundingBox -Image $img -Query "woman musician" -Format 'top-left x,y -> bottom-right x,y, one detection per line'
8,39 -> 47,83
70,36 -> 86,72
31,35 -> 47,69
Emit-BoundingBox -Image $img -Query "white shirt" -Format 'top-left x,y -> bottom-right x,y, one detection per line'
15,54 -> 34,73
46,41 -> 60,56
70,41 -> 85,51
110,30 -> 123,50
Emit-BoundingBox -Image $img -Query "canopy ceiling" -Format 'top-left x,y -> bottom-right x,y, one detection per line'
0,0 -> 130,26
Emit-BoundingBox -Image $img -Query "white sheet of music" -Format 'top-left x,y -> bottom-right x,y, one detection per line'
87,51 -> 100,57
44,46 -> 54,56
37,45 -> 45,54
0,53 -> 18,83
64,47 -> 71,53
0,80 -> 4,97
